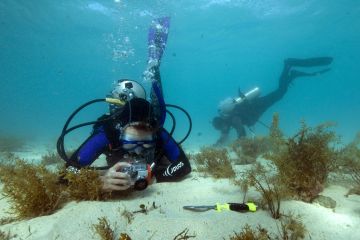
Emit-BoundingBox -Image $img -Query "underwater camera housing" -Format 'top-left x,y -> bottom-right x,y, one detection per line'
120,160 -> 151,191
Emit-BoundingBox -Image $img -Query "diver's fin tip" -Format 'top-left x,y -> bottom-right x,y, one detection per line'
147,17 -> 171,63
286,56 -> 334,67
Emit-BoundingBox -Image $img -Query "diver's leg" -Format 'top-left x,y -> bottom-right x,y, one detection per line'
149,65 -> 164,104
215,130 -> 230,146
278,59 -> 293,90
146,17 -> 169,95
279,57 -> 332,89
212,116 -> 230,146
232,117 -> 246,139
285,57 -> 333,67
149,65 -> 166,125
252,60 -> 293,115
236,126 -> 246,139
249,58 -> 333,122
258,59 -> 332,111
250,89 -> 286,118
261,61 -> 325,108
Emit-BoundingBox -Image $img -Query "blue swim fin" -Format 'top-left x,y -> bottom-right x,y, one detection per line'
148,16 -> 170,65
146,17 -> 170,127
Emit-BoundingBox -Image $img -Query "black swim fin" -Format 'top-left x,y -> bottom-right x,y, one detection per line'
286,57 -> 333,67
289,68 -> 331,79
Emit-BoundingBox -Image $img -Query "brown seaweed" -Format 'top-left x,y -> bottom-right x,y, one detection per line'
193,147 -> 235,179
266,117 -> 338,202
63,168 -> 109,201
92,217 -> 115,240
0,229 -> 16,240
0,158 -> 66,219
92,217 -> 134,240
245,163 -> 286,219
277,214 -> 306,240
0,153 -> 109,220
231,137 -> 271,164
338,133 -> 360,196
0,152 -> 17,165
173,228 -> 196,240
227,224 -> 270,240
227,214 -> 306,240
40,151 -> 63,165
120,208 -> 134,224
118,233 -> 132,240
0,217 -> 17,226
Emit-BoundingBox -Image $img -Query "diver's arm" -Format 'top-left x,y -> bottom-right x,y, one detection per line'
216,131 -> 229,146
235,123 -> 247,138
154,149 -> 191,182
153,130 -> 191,182
66,126 -> 134,192
214,123 -> 230,146
68,126 -> 111,168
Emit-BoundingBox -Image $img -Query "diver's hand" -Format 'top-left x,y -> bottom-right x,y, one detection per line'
100,162 -> 132,192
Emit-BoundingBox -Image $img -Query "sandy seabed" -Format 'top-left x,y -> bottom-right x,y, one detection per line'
1,150 -> 360,240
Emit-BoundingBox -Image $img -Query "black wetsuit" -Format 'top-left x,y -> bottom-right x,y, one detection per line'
69,115 -> 191,182
69,60 -> 191,182
213,57 -> 333,145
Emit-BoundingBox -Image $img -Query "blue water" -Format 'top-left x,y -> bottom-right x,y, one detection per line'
1,0 -> 359,149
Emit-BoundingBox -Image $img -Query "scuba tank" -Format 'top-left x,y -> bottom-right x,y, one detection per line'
234,87 -> 261,104
218,87 -> 261,117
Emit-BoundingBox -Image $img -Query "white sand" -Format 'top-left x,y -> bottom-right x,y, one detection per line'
1,152 -> 360,239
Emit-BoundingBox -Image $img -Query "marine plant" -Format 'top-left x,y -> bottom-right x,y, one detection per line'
0,158 -> 66,219
173,228 -> 196,240
0,152 -> 110,220
0,217 -> 17,226
120,208 -> 134,224
40,151 -> 63,165
227,224 -> 270,240
266,116 -> 338,202
245,163 -> 286,219
132,202 -> 158,214
236,178 -> 249,204
268,113 -> 285,153
0,152 -> 17,165
227,215 -> 306,240
120,202 -> 159,225
0,230 -> 16,240
338,133 -> 360,196
92,217 -> 115,240
193,147 -> 235,179
276,214 -> 306,240
118,233 -> 132,240
63,168 -> 108,201
231,136 -> 271,164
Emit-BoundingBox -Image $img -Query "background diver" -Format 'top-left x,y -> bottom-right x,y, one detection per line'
212,57 -> 333,146
57,17 -> 191,192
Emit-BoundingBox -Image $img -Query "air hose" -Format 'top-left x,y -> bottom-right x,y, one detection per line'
56,98 -> 192,165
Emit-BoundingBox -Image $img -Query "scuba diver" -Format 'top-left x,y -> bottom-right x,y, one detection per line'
212,57 -> 333,146
57,17 -> 192,192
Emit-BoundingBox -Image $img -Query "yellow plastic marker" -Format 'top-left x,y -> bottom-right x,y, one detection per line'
246,202 -> 257,212
183,202 -> 257,213
215,203 -> 231,212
